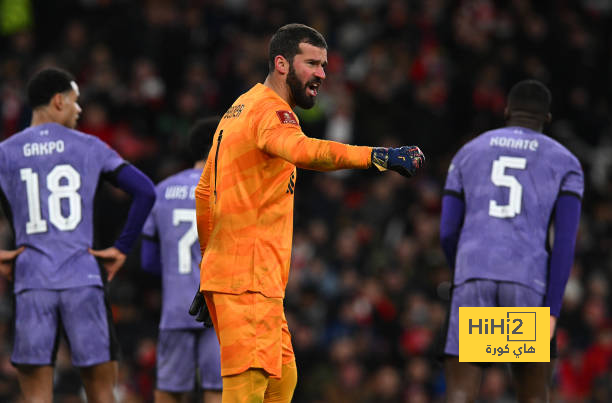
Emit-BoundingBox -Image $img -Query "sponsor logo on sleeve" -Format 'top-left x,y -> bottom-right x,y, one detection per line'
276,110 -> 298,125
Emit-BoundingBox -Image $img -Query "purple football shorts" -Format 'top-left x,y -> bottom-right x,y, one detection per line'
156,328 -> 222,392
444,279 -> 544,356
12,286 -> 118,367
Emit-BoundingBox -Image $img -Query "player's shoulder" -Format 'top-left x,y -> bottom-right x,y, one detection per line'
26,123 -> 109,147
65,127 -> 107,146
225,84 -> 296,127
227,84 -> 269,108
486,127 -> 580,169
538,133 -> 578,158
0,124 -> 50,145
449,128 -> 522,165
219,84 -> 271,122
154,168 -> 201,204
155,172 -> 182,191
523,131 -> 582,171
156,168 -> 201,191
244,83 -> 278,103
0,124 -> 89,151
248,83 -> 291,111
451,130 -> 495,159
0,127 -> 27,149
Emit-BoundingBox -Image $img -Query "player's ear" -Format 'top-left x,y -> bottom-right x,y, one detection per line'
51,92 -> 65,111
274,55 -> 289,75
546,112 -> 552,123
503,107 -> 510,121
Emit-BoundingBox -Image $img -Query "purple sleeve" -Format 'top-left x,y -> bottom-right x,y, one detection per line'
440,193 -> 465,269
444,154 -> 464,195
112,165 -> 156,254
141,237 -> 162,275
142,204 -> 157,238
92,137 -> 125,173
545,194 -> 582,317
559,155 -> 584,198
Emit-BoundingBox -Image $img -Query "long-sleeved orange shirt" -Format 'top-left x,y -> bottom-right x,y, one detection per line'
196,83 -> 372,298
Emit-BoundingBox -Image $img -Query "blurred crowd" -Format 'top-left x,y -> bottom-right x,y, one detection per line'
0,0 -> 611,402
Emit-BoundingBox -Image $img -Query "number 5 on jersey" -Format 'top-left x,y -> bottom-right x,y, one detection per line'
489,156 -> 527,219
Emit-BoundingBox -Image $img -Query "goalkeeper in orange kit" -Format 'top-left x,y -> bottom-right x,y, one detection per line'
189,23 -> 425,402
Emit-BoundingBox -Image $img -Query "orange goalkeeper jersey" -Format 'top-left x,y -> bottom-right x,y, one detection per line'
196,83 -> 372,298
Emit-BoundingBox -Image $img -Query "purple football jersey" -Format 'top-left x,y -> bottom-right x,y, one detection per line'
142,168 -> 202,329
444,126 -> 584,294
0,123 -> 125,293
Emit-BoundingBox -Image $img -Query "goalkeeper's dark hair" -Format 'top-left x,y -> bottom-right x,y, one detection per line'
268,23 -> 327,73
27,68 -> 75,109
189,116 -> 220,162
507,79 -> 551,118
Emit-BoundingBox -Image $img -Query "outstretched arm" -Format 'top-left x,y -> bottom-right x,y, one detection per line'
257,125 -> 424,176
257,125 -> 372,171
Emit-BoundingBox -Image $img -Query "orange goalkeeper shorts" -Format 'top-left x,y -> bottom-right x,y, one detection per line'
204,291 -> 295,378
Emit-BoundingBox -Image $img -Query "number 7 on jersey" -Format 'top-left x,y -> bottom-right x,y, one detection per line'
172,208 -> 198,274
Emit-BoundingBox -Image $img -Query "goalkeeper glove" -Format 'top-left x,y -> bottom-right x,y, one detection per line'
371,146 -> 425,177
189,287 -> 213,328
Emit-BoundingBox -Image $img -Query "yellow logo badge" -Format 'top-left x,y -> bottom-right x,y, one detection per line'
459,307 -> 549,362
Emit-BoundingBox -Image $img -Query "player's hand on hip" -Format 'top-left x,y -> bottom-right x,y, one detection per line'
189,287 -> 213,328
0,246 -> 25,281
550,315 -> 557,340
88,247 -> 126,282
371,146 -> 425,177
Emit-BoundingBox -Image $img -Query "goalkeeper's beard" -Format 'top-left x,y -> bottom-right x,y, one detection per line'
287,64 -> 318,110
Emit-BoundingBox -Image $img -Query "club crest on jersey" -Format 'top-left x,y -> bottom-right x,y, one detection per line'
276,110 -> 298,125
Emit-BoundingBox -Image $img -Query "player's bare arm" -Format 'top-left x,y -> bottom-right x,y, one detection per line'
88,247 -> 126,282
0,246 -> 26,281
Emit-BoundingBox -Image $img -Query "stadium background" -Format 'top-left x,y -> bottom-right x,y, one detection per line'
0,0 -> 611,401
